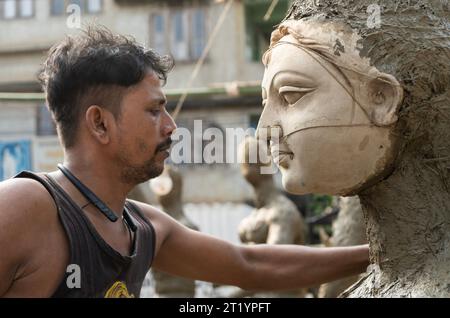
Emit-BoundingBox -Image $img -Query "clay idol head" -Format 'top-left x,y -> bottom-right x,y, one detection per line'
257,18 -> 403,195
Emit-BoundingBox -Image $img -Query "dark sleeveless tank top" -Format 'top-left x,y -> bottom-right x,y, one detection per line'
14,171 -> 156,298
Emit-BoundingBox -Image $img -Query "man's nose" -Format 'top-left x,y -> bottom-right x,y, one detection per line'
163,110 -> 177,136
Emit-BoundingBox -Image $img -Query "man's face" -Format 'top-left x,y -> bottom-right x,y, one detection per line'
257,34 -> 396,195
113,71 -> 176,185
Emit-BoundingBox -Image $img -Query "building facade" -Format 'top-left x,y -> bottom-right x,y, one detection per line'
0,0 -> 293,243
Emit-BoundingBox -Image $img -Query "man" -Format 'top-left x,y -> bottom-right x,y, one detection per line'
0,27 -> 369,298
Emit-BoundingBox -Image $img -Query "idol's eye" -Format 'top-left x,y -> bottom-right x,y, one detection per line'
279,86 -> 315,106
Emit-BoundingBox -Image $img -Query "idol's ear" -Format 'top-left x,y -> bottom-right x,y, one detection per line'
366,73 -> 404,126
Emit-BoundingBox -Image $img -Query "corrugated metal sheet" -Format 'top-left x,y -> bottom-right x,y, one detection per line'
141,202 -> 253,297
184,202 -> 253,244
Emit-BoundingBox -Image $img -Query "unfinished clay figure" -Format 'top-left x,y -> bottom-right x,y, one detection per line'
258,0 -> 450,297
237,136 -> 308,297
149,165 -> 198,298
258,19 -> 403,196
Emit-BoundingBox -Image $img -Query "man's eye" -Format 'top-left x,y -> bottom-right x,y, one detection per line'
149,109 -> 161,116
279,86 -> 315,106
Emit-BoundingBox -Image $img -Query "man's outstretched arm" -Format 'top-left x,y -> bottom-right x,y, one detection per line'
139,202 -> 369,291
235,243 -> 368,290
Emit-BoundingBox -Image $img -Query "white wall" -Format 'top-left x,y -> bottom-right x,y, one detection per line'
0,101 -> 36,135
0,0 -> 264,89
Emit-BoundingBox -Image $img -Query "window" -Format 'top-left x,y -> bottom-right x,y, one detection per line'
70,0 -> 84,12
19,0 -> 33,17
36,105 -> 57,136
150,7 -> 207,62
50,0 -> 65,15
152,13 -> 166,54
50,0 -> 102,16
4,0 -> 17,19
244,0 -> 289,62
1,0 -> 35,19
86,0 -> 102,13
170,10 -> 189,61
190,8 -> 206,59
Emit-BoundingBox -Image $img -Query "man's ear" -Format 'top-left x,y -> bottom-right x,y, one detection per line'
366,73 -> 404,126
85,105 -> 112,145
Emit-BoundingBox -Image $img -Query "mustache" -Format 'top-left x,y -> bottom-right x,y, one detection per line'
155,138 -> 173,153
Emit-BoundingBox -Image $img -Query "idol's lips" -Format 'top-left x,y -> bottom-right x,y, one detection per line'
270,146 -> 293,168
274,150 -> 293,156
272,154 -> 290,168
270,148 -> 294,158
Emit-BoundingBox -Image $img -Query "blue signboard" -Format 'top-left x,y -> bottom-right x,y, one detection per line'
0,140 -> 32,181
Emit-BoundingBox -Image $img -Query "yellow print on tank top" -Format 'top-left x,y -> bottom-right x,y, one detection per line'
104,281 -> 135,298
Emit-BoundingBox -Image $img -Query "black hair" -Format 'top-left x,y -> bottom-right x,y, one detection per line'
38,25 -> 174,148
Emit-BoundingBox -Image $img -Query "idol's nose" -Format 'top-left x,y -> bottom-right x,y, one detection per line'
256,107 -> 283,144
256,106 -> 273,141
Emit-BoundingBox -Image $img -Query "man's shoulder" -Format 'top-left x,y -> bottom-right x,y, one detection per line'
0,176 -> 58,231
0,174 -> 54,202
0,176 -> 66,296
127,199 -> 165,221
126,199 -> 182,245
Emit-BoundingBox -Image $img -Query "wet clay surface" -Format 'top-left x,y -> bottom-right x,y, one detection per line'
286,0 -> 450,297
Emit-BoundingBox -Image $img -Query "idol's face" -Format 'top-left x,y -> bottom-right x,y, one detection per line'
258,34 -> 401,195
